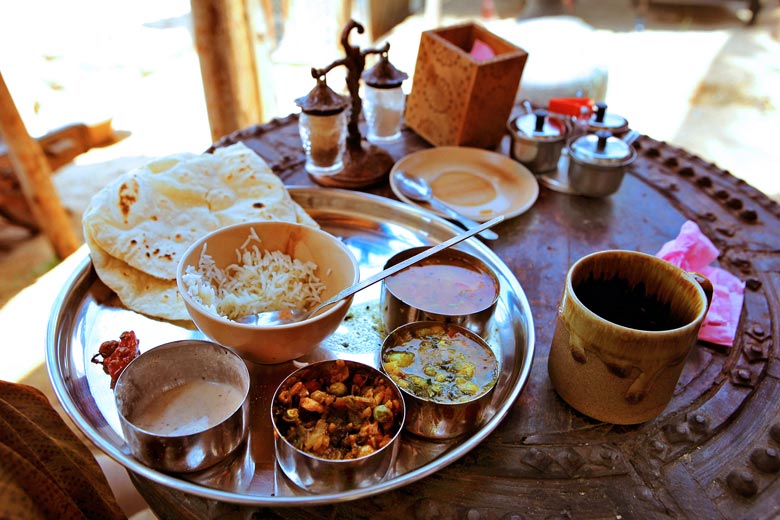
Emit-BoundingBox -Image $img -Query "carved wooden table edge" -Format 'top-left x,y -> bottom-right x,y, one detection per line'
152,118 -> 780,520
611,135 -> 780,518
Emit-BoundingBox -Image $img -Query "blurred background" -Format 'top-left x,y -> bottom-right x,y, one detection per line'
1,0 -> 779,309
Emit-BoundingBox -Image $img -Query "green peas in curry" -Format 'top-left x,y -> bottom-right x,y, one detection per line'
382,323 -> 498,404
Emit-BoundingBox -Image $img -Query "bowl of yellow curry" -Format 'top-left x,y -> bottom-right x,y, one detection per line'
381,321 -> 499,440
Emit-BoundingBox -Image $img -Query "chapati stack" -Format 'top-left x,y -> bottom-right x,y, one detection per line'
82,143 -> 318,320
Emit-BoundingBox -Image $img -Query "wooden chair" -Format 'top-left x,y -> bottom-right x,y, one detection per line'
0,71 -> 79,260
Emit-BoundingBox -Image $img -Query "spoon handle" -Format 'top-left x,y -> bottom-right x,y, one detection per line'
312,215 -> 505,315
424,197 -> 499,240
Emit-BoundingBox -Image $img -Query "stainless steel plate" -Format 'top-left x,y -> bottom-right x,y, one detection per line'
46,187 -> 535,507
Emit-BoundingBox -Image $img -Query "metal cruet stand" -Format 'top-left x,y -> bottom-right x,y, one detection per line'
301,19 -> 399,188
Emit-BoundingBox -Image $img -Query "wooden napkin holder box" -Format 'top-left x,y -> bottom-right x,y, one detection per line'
404,22 -> 528,149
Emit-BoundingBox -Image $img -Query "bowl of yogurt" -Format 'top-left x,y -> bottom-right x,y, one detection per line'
113,340 -> 250,473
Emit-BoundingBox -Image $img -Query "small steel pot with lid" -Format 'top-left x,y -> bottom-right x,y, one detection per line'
587,102 -> 629,137
507,109 -> 567,173
567,130 -> 637,197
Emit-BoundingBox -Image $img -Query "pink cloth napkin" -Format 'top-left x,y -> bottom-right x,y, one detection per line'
470,38 -> 495,60
655,220 -> 745,346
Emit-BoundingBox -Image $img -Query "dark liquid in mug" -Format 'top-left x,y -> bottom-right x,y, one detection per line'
574,275 -> 685,331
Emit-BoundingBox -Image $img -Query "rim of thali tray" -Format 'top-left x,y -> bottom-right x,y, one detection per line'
45,187 -> 535,507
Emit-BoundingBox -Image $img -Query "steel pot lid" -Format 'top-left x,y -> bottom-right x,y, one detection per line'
588,102 -> 629,134
569,130 -> 635,167
509,109 -> 567,143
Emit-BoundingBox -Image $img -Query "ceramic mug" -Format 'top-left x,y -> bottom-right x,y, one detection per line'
548,250 -> 713,424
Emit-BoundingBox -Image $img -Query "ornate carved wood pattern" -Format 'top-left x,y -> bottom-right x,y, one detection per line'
178,117 -> 780,519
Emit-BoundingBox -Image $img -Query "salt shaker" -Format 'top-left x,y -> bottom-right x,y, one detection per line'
361,50 -> 408,144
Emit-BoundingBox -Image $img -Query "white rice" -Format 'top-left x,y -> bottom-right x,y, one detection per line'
182,228 -> 325,321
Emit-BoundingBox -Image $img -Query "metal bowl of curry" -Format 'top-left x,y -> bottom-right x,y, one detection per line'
381,321 -> 499,440
270,359 -> 406,493
380,246 -> 500,337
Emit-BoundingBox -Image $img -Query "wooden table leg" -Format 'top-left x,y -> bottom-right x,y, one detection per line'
0,71 -> 79,259
191,0 -> 273,143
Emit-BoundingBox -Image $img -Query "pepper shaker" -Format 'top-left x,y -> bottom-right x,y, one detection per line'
295,72 -> 350,177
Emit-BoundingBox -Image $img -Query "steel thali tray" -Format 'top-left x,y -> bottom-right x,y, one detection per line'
46,187 -> 535,507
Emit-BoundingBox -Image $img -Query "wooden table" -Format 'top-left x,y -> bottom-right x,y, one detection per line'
130,113 -> 780,519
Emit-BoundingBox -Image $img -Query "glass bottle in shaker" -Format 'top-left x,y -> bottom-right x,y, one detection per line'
295,73 -> 350,176
361,50 -> 408,144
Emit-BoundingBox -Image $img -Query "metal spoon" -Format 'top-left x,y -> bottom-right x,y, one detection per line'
235,215 -> 504,326
394,170 -> 499,241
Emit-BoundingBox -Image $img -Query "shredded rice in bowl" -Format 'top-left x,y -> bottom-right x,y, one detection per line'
181,228 -> 325,321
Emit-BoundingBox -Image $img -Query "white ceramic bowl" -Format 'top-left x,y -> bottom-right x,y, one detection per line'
177,221 -> 359,364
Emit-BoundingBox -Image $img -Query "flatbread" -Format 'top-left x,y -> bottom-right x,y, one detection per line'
83,143 -> 317,281
82,142 -> 318,320
85,228 -> 188,320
